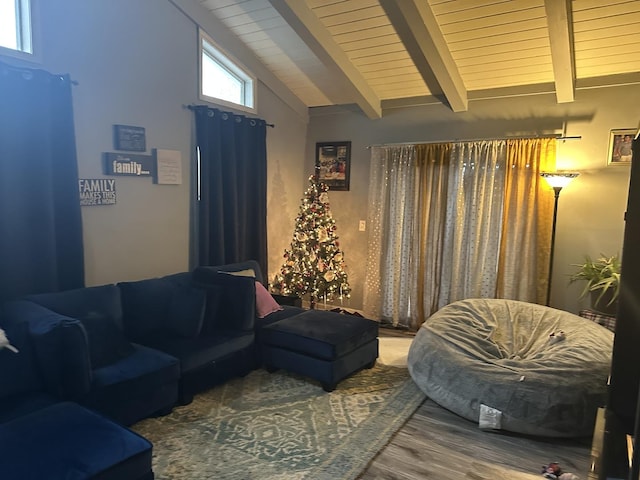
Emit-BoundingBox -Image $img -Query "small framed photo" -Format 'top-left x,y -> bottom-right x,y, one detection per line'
113,124 -> 146,152
607,129 -> 635,165
315,141 -> 351,191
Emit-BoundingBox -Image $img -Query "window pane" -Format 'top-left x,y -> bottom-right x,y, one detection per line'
0,0 -> 18,50
202,52 -> 244,106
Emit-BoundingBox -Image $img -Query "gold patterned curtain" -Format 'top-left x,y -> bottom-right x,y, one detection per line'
497,138 -> 556,303
363,138 -> 557,330
414,144 -> 452,323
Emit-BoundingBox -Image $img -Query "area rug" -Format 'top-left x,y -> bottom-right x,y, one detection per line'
133,364 -> 426,480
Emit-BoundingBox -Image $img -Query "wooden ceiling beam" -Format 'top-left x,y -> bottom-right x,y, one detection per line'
544,0 -> 576,103
267,0 -> 382,119
380,0 -> 467,112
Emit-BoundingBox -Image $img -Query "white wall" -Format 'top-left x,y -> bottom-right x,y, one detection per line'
8,0 -> 308,286
307,85 -> 638,315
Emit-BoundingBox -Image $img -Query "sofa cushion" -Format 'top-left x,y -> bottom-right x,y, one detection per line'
167,285 -> 207,338
193,268 -> 256,332
86,344 -> 180,425
79,312 -> 135,369
261,310 -> 379,360
24,284 -> 124,329
0,402 -> 152,479
119,278 -> 174,340
120,273 -> 209,340
143,331 -> 254,372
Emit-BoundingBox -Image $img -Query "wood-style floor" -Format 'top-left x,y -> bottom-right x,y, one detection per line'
359,327 -> 592,480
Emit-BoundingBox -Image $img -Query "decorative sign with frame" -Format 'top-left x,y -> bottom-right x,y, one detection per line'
607,129 -> 635,165
315,141 -> 351,191
113,124 -> 146,152
79,178 -> 116,206
103,152 -> 153,176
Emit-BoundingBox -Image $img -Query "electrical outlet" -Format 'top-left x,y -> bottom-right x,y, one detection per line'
359,220 -> 366,231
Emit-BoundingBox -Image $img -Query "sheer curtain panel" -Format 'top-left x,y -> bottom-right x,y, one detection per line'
437,141 -> 507,307
496,138 -> 555,303
363,146 -> 418,326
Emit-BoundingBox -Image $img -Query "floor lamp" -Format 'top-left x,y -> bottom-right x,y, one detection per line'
540,172 -> 580,306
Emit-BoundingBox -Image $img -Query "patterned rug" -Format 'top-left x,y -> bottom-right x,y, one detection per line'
133,364 -> 426,480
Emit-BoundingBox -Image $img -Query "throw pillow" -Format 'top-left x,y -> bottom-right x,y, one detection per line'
79,312 -> 135,369
220,268 -> 256,278
167,286 -> 207,338
255,281 -> 283,318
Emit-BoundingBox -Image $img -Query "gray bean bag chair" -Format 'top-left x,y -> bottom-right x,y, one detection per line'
408,298 -> 614,437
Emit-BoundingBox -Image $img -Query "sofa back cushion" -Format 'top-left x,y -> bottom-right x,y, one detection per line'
24,285 -> 123,330
119,278 -> 174,341
119,272 -> 208,341
168,285 -> 207,338
192,267 -> 255,333
79,312 -> 135,369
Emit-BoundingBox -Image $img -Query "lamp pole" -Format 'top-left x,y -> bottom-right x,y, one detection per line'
546,186 -> 562,306
540,172 -> 579,307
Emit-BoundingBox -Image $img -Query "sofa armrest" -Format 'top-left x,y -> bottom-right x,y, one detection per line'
6,301 -> 92,399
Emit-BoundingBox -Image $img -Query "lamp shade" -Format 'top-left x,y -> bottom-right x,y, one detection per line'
540,172 -> 579,188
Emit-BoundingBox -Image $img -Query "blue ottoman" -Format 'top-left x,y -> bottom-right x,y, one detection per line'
0,402 -> 153,479
261,310 -> 379,391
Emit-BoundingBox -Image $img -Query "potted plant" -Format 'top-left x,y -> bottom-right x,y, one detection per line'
569,254 -> 621,315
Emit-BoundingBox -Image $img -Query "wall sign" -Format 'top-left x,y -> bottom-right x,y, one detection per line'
79,179 -> 117,206
113,124 -> 146,152
153,148 -> 182,185
103,152 -> 153,176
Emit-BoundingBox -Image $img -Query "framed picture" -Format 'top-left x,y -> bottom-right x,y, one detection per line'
607,129 -> 635,165
315,141 -> 351,191
113,124 -> 146,152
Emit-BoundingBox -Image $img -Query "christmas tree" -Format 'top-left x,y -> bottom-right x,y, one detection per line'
272,174 -> 351,308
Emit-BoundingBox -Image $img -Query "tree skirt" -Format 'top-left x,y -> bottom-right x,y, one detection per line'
133,364 -> 425,480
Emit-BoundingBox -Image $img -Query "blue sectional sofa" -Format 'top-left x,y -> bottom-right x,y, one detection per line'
0,261 -> 305,478
0,316 -> 153,480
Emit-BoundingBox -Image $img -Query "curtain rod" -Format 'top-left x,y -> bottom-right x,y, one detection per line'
366,134 -> 581,148
183,104 -> 274,128
0,60 -> 78,85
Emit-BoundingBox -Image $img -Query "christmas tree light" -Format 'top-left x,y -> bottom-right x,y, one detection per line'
272,173 -> 351,309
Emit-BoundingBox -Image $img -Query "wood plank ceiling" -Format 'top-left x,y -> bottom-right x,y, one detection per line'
199,0 -> 640,118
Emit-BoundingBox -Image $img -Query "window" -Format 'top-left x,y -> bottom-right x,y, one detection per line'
199,29 -> 256,113
0,0 -> 33,56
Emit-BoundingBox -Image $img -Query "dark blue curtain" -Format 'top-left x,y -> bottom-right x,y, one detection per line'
0,62 -> 84,303
194,106 -> 268,277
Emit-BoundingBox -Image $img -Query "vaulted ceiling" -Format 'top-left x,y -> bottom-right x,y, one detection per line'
199,0 -> 640,118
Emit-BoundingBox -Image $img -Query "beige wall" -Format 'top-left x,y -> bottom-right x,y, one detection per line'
25,0 -> 307,286
306,85 -> 638,315
11,0 -> 636,315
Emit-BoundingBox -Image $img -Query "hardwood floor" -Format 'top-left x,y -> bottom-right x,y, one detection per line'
360,327 -> 593,480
